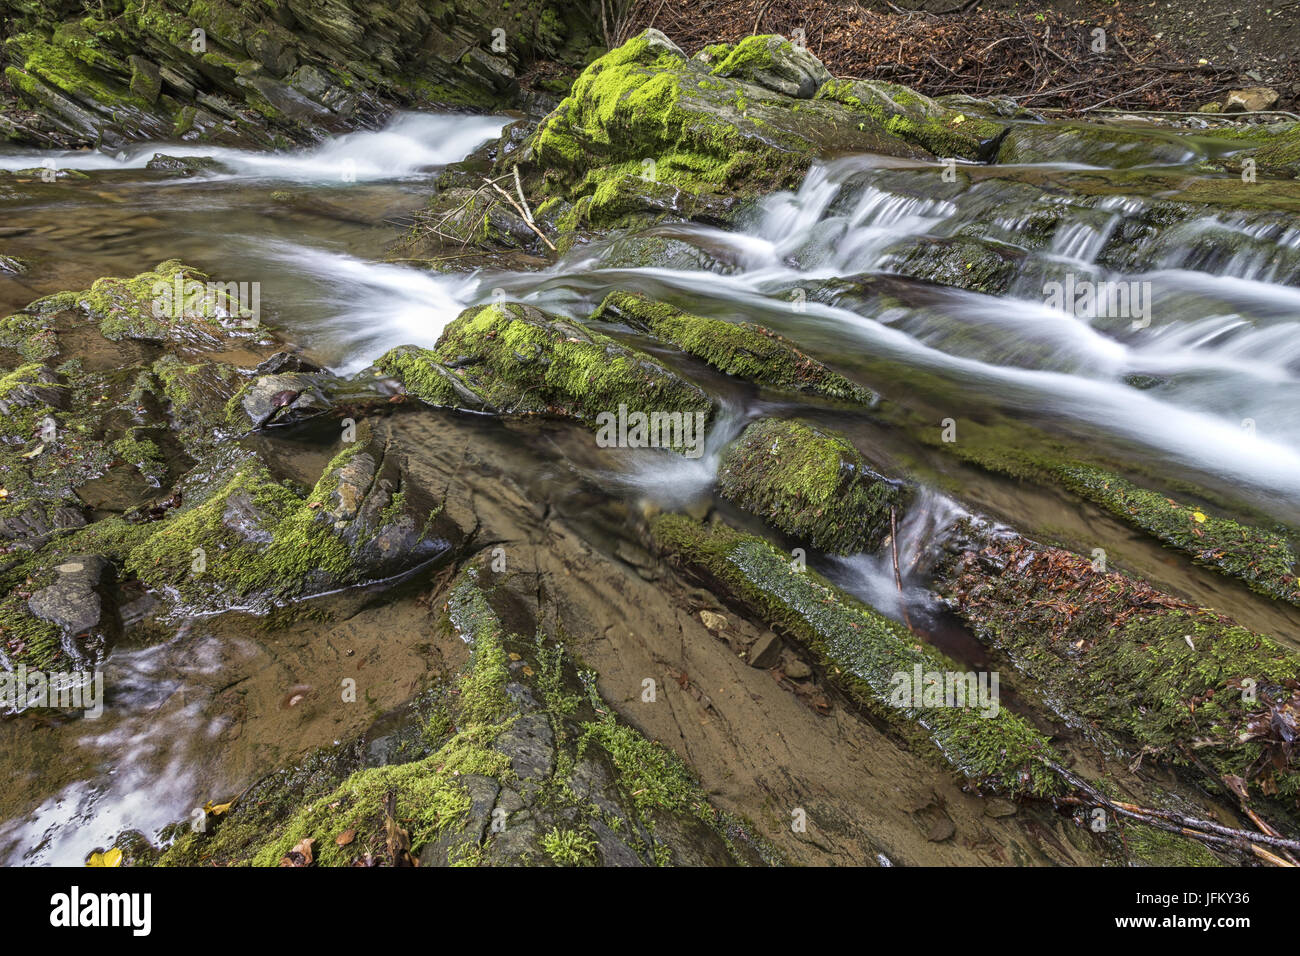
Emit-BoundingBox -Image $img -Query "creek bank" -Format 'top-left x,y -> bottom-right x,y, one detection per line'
2,0 -> 600,149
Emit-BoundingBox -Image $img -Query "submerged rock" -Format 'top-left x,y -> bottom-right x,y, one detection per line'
717,418 -> 909,554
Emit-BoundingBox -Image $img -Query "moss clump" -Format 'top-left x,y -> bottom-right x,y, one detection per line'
528,31 -> 822,227
940,531 -> 1300,801
717,418 -> 908,554
1055,463 -> 1300,606
652,514 -> 1064,795
541,825 -> 598,865
377,302 -> 712,440
817,78 -> 1008,161
593,291 -> 876,404
1252,123 -> 1300,177
123,445 -> 365,608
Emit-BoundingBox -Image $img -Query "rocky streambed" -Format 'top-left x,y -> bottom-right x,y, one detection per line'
2,27 -> 1300,867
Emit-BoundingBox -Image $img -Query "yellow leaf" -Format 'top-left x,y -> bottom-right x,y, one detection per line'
87,847 -> 122,867
204,799 -> 234,817
1192,511 -> 1207,523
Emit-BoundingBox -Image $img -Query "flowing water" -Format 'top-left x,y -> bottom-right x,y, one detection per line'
3,111 -> 1299,863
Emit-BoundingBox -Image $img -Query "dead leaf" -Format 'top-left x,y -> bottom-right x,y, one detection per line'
279,837 -> 315,867
336,828 -> 356,847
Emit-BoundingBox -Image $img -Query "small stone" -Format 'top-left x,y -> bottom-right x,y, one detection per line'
699,610 -> 728,631
985,798 -> 1017,819
926,816 -> 956,842
1224,86 -> 1276,112
748,631 -> 783,668
783,656 -> 812,681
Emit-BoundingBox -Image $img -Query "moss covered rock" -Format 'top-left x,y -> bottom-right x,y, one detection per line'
522,30 -> 932,232
157,556 -> 769,866
817,78 -> 1010,161
377,302 -> 712,440
593,291 -> 876,404
938,526 -> 1300,804
717,418 -> 908,554
652,514 -> 1063,796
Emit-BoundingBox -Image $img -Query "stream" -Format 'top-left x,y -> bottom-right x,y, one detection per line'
2,109 -> 1298,864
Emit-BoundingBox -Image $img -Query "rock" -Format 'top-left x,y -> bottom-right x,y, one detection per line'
27,555 -> 113,659
783,656 -> 812,680
709,35 -> 832,100
699,610 -> 728,632
985,798 -> 1018,819
377,302 -> 712,439
1223,87 -> 1280,113
748,631 -> 783,668
254,351 -> 324,376
144,154 -> 224,175
717,418 -> 909,554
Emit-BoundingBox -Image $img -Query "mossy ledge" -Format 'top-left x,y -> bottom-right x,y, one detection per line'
592,291 -> 877,405
938,526 -> 1300,806
377,302 -> 713,446
651,513 -> 1064,796
717,418 -> 910,554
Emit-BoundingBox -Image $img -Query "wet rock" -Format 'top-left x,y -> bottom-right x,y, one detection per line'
717,418 -> 909,554
144,154 -> 224,175
234,372 -> 333,429
653,514 -> 1065,797
748,631 -> 784,668
254,351 -> 324,376
593,291 -> 876,405
26,555 -> 114,661
156,555 -> 767,867
708,35 -> 832,100
377,302 -> 712,440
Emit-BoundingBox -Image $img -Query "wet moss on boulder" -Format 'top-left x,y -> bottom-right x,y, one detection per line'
651,514 -> 1064,796
717,418 -> 908,554
817,78 -> 1010,161
377,302 -> 713,443
123,427 -> 457,613
522,30 -> 931,232
938,527 -> 1300,803
592,291 -> 876,405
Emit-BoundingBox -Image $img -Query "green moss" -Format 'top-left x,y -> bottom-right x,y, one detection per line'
652,514 -> 1064,795
708,34 -> 781,79
529,32 -> 802,226
717,419 -> 908,554
1055,464 -> 1300,606
5,31 -> 149,111
593,291 -> 875,404
377,302 -> 712,440
541,825 -> 597,865
123,445 -> 366,607
940,531 -> 1300,801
